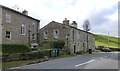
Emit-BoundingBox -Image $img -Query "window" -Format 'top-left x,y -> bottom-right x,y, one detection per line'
21,24 -> 26,35
53,29 -> 59,39
77,31 -> 80,39
6,14 -> 11,23
32,34 -> 35,41
44,30 -> 48,39
55,30 -> 57,33
6,31 -> 11,39
32,22 -> 35,27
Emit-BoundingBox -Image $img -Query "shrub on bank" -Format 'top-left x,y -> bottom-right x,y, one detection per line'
2,44 -> 31,54
76,51 -> 86,55
2,49 -> 51,62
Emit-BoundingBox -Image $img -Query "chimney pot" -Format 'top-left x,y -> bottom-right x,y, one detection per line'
22,10 -> 28,15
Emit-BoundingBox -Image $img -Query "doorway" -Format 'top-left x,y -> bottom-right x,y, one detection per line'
74,45 -> 76,54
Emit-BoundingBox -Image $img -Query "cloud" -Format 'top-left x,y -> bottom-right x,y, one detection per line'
107,11 -> 118,21
91,9 -> 118,37
0,0 -> 119,37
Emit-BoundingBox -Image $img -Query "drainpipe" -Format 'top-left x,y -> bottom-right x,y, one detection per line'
28,30 -> 31,46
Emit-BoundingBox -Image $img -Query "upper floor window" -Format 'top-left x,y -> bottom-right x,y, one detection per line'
6,14 -> 11,23
6,31 -> 11,39
77,31 -> 80,39
53,29 -> 59,39
44,30 -> 48,39
32,22 -> 35,27
21,24 -> 26,35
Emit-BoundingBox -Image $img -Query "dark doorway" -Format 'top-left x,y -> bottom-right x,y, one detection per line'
74,45 -> 76,54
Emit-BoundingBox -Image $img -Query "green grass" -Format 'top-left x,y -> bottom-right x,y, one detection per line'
94,34 -> 120,48
0,51 -> 2,55
2,58 -> 45,69
2,60 -> 31,69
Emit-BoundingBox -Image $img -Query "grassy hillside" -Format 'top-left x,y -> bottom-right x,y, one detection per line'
94,34 -> 120,48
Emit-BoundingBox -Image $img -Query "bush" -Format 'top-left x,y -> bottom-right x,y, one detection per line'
110,48 -> 120,51
76,51 -> 86,55
2,44 -> 31,54
21,50 -> 51,60
49,40 -> 65,49
22,51 -> 44,60
2,50 -> 51,62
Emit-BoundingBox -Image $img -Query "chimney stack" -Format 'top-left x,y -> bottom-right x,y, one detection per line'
63,18 -> 69,26
22,10 -> 28,15
71,21 -> 77,28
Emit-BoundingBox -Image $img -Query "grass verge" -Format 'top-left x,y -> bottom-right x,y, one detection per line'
2,53 -> 76,69
2,58 -> 45,69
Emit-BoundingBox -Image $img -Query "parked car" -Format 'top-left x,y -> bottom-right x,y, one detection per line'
96,46 -> 104,50
101,48 -> 111,52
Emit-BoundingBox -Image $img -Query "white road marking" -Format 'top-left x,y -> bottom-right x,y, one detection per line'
75,55 -> 110,67
75,59 -> 95,67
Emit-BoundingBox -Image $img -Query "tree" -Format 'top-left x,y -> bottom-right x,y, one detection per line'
83,20 -> 91,51
83,20 -> 91,31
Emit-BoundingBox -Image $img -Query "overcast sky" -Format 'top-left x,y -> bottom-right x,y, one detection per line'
0,0 -> 119,37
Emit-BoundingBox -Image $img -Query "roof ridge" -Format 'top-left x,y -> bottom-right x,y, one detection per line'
1,4 -> 40,22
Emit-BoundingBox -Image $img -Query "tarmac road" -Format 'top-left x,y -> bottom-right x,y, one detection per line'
10,52 -> 119,69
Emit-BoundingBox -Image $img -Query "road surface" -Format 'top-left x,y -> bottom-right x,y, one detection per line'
10,52 -> 119,69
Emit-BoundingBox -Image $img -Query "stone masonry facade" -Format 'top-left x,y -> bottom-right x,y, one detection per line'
0,5 -> 40,45
39,18 -> 95,54
0,5 -> 95,54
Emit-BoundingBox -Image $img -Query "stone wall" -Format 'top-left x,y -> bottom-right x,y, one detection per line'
39,21 -> 71,50
39,21 -> 95,54
68,27 -> 95,54
0,5 -> 2,44
2,7 -> 39,44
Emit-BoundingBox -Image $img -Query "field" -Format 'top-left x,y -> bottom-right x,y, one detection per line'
94,34 -> 120,48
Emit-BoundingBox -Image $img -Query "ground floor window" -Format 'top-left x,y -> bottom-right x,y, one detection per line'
21,24 -> 26,35
6,31 -> 11,39
32,34 -> 35,41
44,30 -> 48,39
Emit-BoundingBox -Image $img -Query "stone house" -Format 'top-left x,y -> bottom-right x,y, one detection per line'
39,18 -> 95,54
0,5 -> 40,46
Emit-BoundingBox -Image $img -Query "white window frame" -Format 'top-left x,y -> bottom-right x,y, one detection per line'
5,31 -> 11,39
53,29 -> 59,39
44,30 -> 48,39
21,24 -> 26,35
6,13 -> 11,23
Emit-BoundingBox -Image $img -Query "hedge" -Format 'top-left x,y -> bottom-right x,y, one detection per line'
2,44 -> 31,54
2,50 -> 51,62
49,40 -> 65,49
